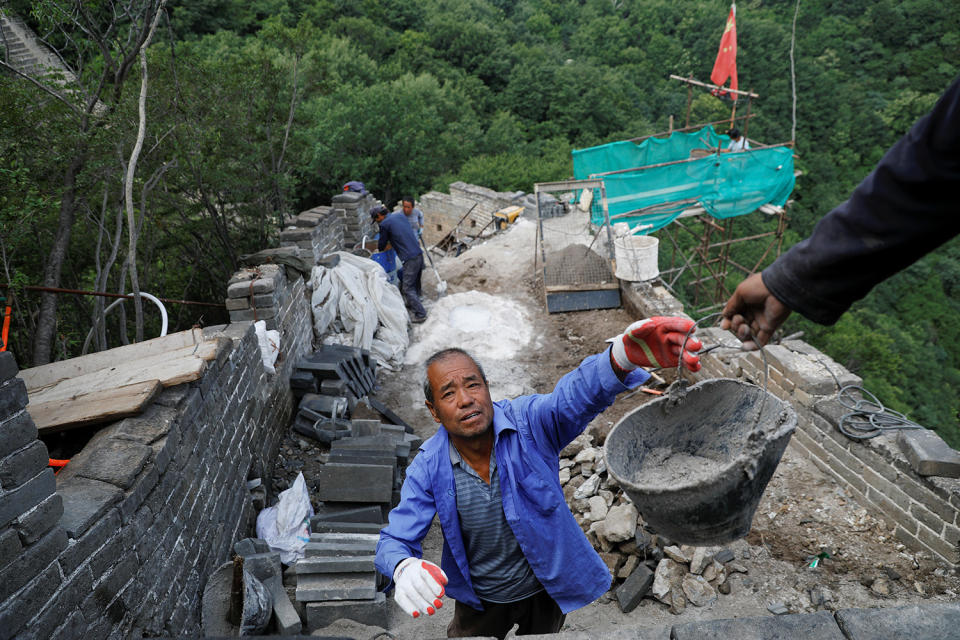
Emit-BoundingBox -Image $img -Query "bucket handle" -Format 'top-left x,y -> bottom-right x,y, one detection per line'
671,311 -> 771,430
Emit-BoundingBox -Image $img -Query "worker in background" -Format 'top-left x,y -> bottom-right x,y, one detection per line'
721,75 -> 960,349
402,196 -> 425,238
375,318 -> 702,638
371,204 -> 427,324
726,128 -> 750,152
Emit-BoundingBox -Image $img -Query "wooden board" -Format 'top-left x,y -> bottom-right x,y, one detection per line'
29,380 -> 163,434
19,328 -> 207,390
25,341 -> 219,404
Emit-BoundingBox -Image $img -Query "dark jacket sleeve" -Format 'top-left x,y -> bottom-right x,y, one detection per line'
762,75 -> 960,325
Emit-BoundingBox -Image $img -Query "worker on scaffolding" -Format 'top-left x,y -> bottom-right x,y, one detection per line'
726,128 -> 750,152
721,75 -> 960,348
375,318 -> 702,638
371,204 -> 428,324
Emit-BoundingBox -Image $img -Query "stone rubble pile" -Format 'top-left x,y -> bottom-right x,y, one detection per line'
559,433 -> 751,614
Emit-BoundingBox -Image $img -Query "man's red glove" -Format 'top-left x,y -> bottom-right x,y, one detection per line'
611,316 -> 702,372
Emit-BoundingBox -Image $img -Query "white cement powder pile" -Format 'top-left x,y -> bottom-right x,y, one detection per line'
405,291 -> 534,365
403,291 -> 537,401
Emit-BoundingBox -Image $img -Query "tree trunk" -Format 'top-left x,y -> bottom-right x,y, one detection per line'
32,151 -> 83,366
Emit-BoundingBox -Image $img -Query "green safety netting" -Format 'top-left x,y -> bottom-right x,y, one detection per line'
572,125 -> 795,234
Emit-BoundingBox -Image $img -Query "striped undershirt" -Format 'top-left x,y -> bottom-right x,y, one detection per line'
449,440 -> 543,603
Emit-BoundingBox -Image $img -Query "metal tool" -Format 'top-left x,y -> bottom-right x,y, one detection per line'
420,235 -> 447,297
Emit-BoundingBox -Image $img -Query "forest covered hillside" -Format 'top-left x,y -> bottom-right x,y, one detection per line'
1,0 -> 958,445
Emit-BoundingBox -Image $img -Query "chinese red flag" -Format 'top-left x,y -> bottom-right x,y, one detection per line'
710,4 -> 738,99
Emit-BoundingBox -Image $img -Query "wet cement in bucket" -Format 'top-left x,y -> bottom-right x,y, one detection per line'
605,378 -> 797,545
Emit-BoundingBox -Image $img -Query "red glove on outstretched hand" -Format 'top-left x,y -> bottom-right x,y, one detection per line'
611,316 -> 702,372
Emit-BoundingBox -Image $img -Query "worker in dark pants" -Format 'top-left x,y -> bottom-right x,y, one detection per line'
371,204 -> 427,323
375,319 -> 703,638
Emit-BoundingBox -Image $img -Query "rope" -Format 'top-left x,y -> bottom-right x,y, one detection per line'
790,0 -> 801,143
814,357 -> 925,440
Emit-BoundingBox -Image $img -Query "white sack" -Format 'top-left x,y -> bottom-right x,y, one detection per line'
255,472 -> 313,565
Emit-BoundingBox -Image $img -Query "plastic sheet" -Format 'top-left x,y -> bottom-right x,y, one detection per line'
255,472 -> 313,565
253,320 -> 280,374
309,251 -> 409,369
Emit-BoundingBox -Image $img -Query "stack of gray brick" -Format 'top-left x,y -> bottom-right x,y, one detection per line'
0,352 -> 67,640
282,205 -> 344,261
296,530 -> 387,631
225,264 -> 288,330
332,191 -> 378,249
619,282 -> 960,567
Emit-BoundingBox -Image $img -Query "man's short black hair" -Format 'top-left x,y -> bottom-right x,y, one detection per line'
370,204 -> 388,220
402,196 -> 415,206
422,348 -> 488,403
729,128 -> 741,139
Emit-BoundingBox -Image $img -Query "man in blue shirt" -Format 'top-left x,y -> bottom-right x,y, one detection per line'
376,317 -> 702,638
372,204 -> 427,323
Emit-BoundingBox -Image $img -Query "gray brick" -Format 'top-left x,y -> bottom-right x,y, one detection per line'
911,502 -> 946,536
16,493 -> 63,544
898,429 -> 960,478
118,463 -> 160,524
836,602 -> 960,640
311,520 -> 384,535
0,563 -> 61,640
315,463 -> 393,503
72,438 -> 152,490
295,555 -> 375,574
0,525 -> 67,601
0,377 -> 28,420
241,551 -> 282,582
0,410 -> 38,458
0,353 -> 17,384
0,526 -> 22,571
916,521 -> 960,564
58,476 -> 123,537
866,486 -> 913,529
862,466 -> 914,515
305,541 -> 377,557
311,503 -> 384,525
58,506 -> 122,575
0,467 -> 55,528
47,609 -> 87,640
112,405 -> 177,445
305,592 -> 387,631
944,522 -> 960,548
850,440 -> 902,484
263,575 -> 302,634
0,439 -> 49,489
898,475 -> 955,524
673,611 -> 844,640
295,572 -> 376,602
233,537 -> 270,557
616,563 -> 654,613
93,553 -> 138,609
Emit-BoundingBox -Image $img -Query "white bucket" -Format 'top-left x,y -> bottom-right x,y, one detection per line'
614,235 -> 659,281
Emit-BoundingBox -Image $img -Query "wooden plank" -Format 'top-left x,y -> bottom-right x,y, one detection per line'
19,328 -> 206,390
29,380 -> 163,434
26,341 -> 217,404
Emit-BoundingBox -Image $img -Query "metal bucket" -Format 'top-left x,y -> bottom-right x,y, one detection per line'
604,378 -> 796,545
